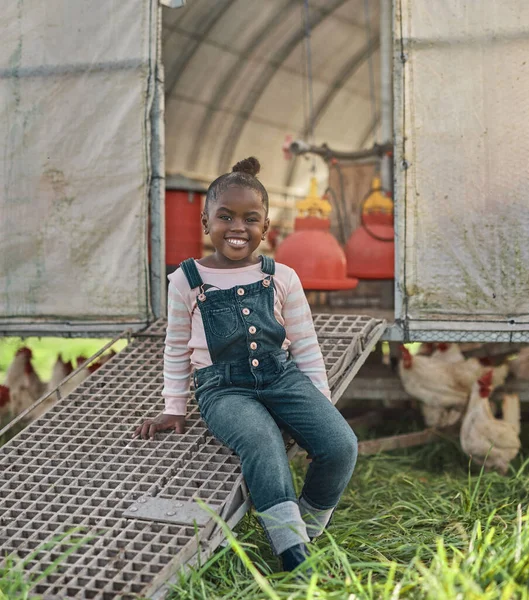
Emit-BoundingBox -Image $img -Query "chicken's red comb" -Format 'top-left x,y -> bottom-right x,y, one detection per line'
437,343 -> 449,352
16,347 -> 32,359
478,370 -> 493,387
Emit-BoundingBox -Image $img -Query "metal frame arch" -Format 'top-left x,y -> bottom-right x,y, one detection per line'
185,0 -> 297,173
217,0 -> 350,175
283,36 -> 380,188
164,0 -> 238,95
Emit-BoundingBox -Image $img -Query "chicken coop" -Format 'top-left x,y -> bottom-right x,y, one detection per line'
1,0 -> 529,598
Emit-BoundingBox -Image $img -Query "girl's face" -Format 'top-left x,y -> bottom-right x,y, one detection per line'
202,187 -> 269,267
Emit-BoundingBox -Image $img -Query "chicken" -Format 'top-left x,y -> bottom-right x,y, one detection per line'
431,343 -> 465,363
399,347 -> 509,429
4,347 -> 46,420
501,393 -> 521,436
31,356 -> 74,421
0,385 -> 11,420
460,371 -> 520,475
50,355 -> 89,398
509,347 -> 529,380
5,347 -> 45,399
417,343 -> 435,356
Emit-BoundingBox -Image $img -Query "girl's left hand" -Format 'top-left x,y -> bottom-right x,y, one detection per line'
133,413 -> 186,440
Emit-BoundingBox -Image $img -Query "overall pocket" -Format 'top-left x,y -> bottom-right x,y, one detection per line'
195,374 -> 222,402
203,306 -> 238,338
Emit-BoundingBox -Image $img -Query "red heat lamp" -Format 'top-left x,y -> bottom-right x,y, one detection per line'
275,178 -> 358,291
345,176 -> 394,279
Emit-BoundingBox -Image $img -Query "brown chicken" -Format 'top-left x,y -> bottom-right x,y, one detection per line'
460,371 -> 520,474
4,348 -> 46,419
0,385 -> 11,420
5,348 -> 45,398
47,355 -> 87,398
30,356 -> 73,421
399,347 -> 509,428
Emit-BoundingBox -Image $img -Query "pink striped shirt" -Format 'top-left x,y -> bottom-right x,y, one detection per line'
162,260 -> 331,416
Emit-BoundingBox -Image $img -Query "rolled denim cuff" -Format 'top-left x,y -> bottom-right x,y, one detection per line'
299,495 -> 335,539
258,500 -> 309,555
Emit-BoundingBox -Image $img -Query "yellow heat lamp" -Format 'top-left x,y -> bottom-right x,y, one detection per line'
296,176 -> 332,218
362,176 -> 393,217
275,177 -> 358,290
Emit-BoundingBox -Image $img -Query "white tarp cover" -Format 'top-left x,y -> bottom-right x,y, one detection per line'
1,1 -> 156,330
396,0 -> 529,331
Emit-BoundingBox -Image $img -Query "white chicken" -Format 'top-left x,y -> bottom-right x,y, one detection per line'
431,343 -> 465,363
417,343 -> 436,356
509,347 -> 529,380
501,393 -> 521,436
4,347 -> 46,419
460,371 -> 520,475
399,346 -> 509,429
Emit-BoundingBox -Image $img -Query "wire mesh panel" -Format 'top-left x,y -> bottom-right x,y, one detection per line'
0,315 -> 384,599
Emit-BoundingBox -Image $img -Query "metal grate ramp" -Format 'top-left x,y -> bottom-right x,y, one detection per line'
0,315 -> 385,599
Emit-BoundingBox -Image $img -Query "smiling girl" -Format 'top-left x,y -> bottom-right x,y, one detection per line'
134,157 -> 358,572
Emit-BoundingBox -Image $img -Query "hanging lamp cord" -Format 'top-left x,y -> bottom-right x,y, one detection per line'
363,0 -> 378,136
303,0 -> 317,174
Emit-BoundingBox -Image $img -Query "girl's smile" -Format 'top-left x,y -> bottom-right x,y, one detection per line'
200,187 -> 269,268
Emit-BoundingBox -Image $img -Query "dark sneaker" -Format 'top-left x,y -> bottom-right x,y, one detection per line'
280,543 -> 311,574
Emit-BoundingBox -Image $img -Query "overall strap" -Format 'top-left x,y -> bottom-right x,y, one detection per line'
260,255 -> 276,276
180,258 -> 204,290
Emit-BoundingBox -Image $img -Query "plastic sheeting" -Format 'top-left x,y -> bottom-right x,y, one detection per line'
395,0 -> 529,332
0,1 -> 157,332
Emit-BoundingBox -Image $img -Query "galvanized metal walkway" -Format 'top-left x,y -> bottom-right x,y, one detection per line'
0,315 -> 385,599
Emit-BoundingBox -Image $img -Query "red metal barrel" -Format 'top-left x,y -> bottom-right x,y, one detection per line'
165,189 -> 203,271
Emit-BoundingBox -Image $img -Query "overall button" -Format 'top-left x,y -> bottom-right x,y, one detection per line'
248,326 -> 256,334
262,279 -> 271,287
237,288 -> 245,296
250,342 -> 257,350
251,359 -> 259,367
242,308 -> 250,316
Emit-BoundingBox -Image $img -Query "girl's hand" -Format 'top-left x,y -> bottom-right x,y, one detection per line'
133,413 -> 185,440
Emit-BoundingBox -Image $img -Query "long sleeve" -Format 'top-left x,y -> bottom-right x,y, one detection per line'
282,270 -> 332,401
162,281 -> 192,416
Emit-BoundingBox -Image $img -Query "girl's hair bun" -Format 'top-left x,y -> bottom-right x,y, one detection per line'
232,157 -> 261,177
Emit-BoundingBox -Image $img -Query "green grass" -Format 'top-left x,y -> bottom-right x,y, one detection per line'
0,529 -> 94,600
0,337 -> 128,385
0,337 -> 526,598
0,437 -> 527,599
168,439 -> 529,600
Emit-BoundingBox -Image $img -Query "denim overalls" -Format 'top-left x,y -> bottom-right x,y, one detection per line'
180,257 -> 358,555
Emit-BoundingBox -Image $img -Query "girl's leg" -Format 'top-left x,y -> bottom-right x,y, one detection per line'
261,363 -> 358,539
198,387 -> 309,555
